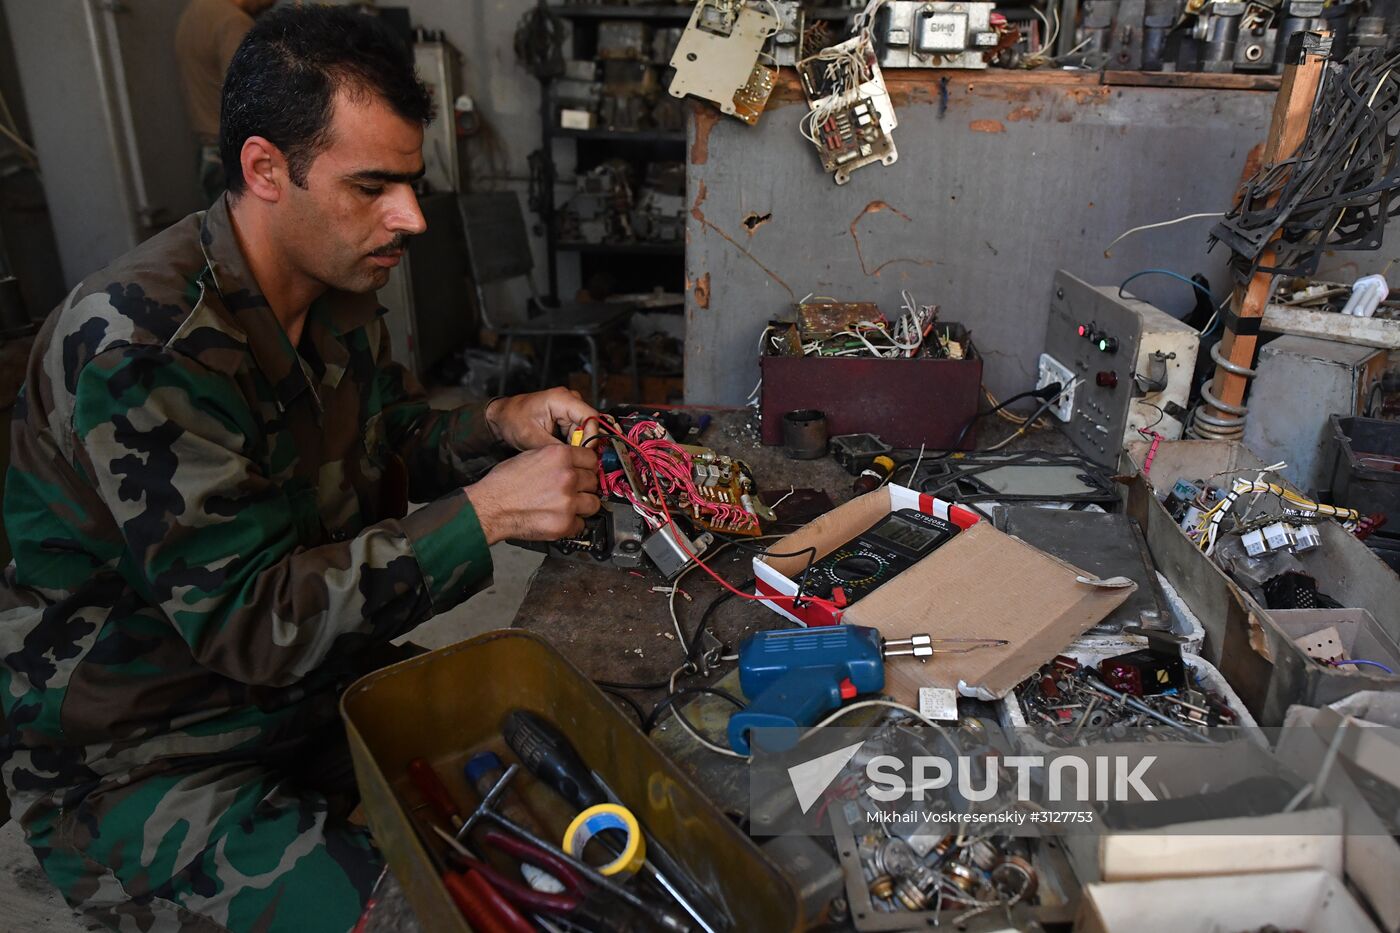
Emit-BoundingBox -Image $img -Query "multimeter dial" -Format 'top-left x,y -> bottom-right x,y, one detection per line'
833,553 -> 883,581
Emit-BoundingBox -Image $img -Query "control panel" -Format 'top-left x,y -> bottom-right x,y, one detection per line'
800,508 -> 959,605
1038,271 -> 1201,467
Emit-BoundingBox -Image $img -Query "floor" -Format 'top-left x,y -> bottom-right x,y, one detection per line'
0,541 -> 545,932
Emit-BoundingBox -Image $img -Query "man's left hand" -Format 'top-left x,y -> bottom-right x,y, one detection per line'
485,387 -> 599,451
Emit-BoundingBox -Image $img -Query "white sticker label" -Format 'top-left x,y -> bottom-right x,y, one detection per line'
918,687 -> 959,721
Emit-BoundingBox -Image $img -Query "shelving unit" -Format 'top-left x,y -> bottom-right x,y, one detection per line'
534,3 -> 692,302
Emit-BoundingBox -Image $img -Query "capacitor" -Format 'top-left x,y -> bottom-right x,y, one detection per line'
852,455 -> 896,496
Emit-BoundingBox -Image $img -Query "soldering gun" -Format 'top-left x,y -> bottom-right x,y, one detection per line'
727,625 -> 933,755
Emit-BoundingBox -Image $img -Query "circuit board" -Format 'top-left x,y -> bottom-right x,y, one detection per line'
679,445 -> 763,536
798,36 -> 899,185
813,97 -> 896,183
731,62 -> 776,125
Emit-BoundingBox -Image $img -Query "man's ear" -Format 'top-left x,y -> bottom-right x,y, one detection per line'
239,136 -> 286,202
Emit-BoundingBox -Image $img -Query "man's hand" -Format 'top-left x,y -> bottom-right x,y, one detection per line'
464,445 -> 601,544
485,388 -> 599,451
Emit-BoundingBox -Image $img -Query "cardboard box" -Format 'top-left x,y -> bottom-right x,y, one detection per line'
1121,438 -> 1400,724
1077,870 -> 1379,933
752,484 -> 1134,701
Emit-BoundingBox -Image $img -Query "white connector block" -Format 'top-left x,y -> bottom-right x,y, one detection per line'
1037,352 -> 1077,423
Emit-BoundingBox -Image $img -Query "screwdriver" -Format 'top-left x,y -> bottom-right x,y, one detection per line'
408,758 -> 537,932
444,867 -> 534,933
408,757 -> 464,832
502,710 -> 720,933
501,710 -> 608,812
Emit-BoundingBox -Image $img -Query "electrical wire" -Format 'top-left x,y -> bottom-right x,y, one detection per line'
580,416 -> 844,621
662,664 -> 751,759
981,379 -> 1080,452
1118,269 -> 1218,306
644,686 -> 746,733
598,687 -> 646,726
1194,473 -> 1361,555
1102,212 -> 1224,257
1329,658 -> 1395,674
801,699 -> 949,737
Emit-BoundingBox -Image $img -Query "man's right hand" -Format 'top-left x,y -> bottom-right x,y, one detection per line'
464,444 -> 601,544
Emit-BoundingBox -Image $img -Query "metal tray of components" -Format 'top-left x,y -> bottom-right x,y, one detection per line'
831,808 -> 1080,931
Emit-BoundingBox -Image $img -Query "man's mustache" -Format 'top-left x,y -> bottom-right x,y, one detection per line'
369,234 -> 409,257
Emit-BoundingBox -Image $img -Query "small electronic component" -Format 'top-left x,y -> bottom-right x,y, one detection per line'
642,522 -> 714,579
830,433 -> 894,474
797,35 -> 898,185
681,445 -> 763,536
873,0 -> 999,69
1098,648 -> 1186,697
668,0 -> 779,124
801,508 -> 959,605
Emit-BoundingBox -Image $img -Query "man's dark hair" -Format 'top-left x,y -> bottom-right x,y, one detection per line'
219,6 -> 433,195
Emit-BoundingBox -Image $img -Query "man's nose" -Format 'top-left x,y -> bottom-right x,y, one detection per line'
386,187 -> 427,236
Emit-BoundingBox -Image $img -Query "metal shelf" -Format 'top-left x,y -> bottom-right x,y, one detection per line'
554,4 -> 693,20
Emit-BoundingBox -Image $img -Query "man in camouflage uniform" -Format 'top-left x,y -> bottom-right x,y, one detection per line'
0,7 -> 601,930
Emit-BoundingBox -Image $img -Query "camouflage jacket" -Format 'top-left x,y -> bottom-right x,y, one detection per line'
0,197 -> 496,803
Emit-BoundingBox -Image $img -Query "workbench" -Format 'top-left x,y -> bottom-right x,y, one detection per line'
514,407 -> 1084,807
368,407 -> 1077,930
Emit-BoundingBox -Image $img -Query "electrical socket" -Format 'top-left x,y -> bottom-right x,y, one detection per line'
1037,353 -> 1077,422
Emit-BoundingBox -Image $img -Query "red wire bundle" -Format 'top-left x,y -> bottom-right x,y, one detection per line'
603,420 -> 752,528
581,416 -> 842,618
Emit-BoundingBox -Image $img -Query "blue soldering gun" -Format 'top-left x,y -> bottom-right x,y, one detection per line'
727,625 -> 932,755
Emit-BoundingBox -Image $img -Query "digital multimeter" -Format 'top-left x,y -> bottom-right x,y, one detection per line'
800,508 -> 959,605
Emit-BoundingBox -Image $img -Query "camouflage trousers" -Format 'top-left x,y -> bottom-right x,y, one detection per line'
14,731 -> 384,932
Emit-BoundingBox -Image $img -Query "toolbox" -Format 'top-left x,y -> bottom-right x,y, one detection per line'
341,630 -> 801,932
758,323 -> 982,449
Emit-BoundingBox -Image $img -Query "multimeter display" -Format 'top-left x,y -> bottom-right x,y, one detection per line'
870,516 -> 947,553
800,508 -> 959,605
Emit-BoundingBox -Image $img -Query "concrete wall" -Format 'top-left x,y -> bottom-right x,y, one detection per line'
684,73 -> 1288,405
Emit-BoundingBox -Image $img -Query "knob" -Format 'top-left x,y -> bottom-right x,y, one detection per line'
1096,371 -> 1118,388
